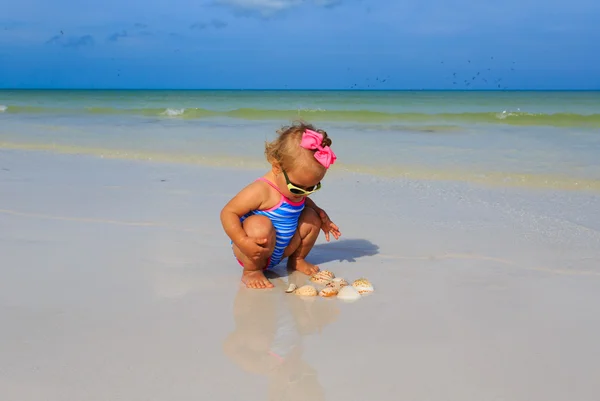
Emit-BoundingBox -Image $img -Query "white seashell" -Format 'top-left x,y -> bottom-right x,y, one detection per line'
285,283 -> 297,293
295,285 -> 317,297
309,270 -> 335,285
319,287 -> 338,298
337,285 -> 361,302
327,277 -> 349,290
352,278 -> 374,294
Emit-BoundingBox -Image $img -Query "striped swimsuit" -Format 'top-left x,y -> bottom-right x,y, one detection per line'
237,177 -> 305,270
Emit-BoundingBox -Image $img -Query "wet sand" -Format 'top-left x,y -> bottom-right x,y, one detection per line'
1,149 -> 599,401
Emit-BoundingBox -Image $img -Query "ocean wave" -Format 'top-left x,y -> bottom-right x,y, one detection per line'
161,108 -> 186,117
0,105 -> 7,112
2,104 -> 600,128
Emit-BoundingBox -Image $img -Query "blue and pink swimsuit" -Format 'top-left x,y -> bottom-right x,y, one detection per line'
237,177 -> 305,270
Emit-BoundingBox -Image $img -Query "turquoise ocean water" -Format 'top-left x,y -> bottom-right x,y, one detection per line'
1,90 -> 599,191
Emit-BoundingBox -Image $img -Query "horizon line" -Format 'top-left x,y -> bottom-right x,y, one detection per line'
1,88 -> 599,92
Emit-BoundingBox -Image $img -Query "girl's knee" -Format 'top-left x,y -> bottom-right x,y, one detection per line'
242,215 -> 276,244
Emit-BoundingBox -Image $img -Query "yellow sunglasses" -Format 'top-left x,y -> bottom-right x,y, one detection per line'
282,170 -> 322,196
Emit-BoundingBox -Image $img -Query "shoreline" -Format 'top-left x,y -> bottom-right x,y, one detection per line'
3,144 -> 600,193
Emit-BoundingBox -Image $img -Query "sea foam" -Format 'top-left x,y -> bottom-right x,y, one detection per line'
161,108 -> 185,117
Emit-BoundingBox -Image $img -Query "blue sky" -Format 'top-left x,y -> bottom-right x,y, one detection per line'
1,0 -> 599,89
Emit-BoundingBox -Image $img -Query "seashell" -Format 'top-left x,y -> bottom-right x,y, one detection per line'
319,287 -> 338,298
295,285 -> 317,297
285,283 -> 297,293
337,285 -> 361,302
326,277 -> 349,290
321,269 -> 335,279
352,278 -> 374,294
309,270 -> 335,285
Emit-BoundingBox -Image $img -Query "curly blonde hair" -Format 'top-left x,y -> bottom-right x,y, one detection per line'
265,120 -> 333,172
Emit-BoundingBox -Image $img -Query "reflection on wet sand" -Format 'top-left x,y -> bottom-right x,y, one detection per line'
222,271 -> 340,401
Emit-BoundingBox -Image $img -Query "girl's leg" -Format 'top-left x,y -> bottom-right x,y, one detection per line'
232,215 -> 277,289
285,207 -> 322,276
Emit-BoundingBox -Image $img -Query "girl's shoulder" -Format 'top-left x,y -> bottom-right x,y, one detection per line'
250,177 -> 283,210
227,177 -> 282,212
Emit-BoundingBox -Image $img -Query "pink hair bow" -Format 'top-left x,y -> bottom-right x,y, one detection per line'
300,129 -> 337,168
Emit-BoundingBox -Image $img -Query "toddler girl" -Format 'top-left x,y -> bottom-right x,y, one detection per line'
220,121 -> 341,289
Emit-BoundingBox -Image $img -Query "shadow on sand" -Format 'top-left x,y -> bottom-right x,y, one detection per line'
260,238 -> 379,279
307,238 -> 380,265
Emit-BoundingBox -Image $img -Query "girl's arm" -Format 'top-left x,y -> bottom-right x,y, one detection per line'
304,196 -> 342,241
304,196 -> 322,214
220,182 -> 270,245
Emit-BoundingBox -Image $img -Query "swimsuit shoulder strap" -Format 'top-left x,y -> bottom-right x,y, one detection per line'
256,177 -> 285,196
256,177 -> 305,206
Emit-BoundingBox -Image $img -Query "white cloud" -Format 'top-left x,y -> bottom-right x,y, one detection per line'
215,0 -> 340,15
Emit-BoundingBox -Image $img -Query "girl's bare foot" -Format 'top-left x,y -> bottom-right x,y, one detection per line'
241,269 -> 274,289
287,258 -> 320,276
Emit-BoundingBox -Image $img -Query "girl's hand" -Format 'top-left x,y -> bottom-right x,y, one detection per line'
239,236 -> 271,264
317,209 -> 341,242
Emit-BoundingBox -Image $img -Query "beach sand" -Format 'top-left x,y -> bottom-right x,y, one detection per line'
1,149 -> 600,401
